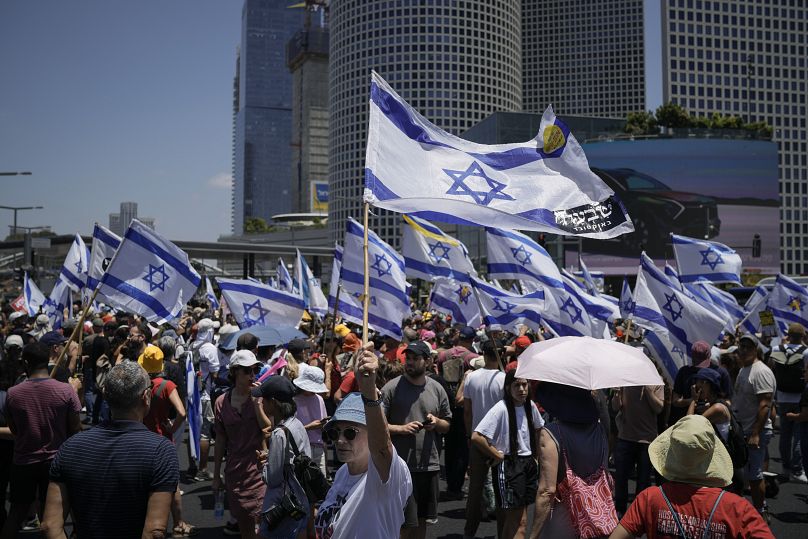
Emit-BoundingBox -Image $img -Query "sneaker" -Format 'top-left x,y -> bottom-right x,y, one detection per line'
222,521 -> 240,536
19,516 -> 40,533
193,470 -> 212,482
789,471 -> 808,484
425,518 -> 438,525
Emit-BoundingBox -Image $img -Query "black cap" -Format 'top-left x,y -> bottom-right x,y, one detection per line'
40,331 -> 67,347
251,376 -> 296,402
404,340 -> 431,358
287,338 -> 311,355
236,332 -> 259,351
458,326 -> 477,340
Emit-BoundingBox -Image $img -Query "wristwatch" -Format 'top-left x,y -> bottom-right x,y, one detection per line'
362,391 -> 383,407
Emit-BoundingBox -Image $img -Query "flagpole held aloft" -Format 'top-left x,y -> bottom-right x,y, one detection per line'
361,202 -> 371,376
50,285 -> 102,379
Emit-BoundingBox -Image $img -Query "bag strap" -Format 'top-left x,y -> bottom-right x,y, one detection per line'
701,490 -> 725,539
155,379 -> 169,398
658,485 -> 691,539
279,424 -> 302,457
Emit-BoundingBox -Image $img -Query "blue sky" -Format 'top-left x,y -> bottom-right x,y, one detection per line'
0,1 -> 241,241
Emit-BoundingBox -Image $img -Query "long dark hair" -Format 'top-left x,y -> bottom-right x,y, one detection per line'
503,369 -> 537,458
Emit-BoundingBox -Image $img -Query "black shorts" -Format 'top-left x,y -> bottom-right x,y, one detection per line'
402,470 -> 439,527
10,460 -> 52,505
492,455 -> 539,509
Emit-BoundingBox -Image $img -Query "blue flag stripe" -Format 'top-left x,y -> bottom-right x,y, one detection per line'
101,274 -> 174,321
404,257 -> 472,283
644,331 -> 680,381
125,227 -> 200,286
218,281 -> 305,310
59,268 -> 85,290
345,220 -> 405,272
94,226 -> 121,248
340,268 -> 409,307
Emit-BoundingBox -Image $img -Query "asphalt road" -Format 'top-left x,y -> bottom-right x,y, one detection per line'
7,427 -> 807,538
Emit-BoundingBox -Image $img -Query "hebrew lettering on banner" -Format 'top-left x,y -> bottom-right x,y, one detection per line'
553,197 -> 628,235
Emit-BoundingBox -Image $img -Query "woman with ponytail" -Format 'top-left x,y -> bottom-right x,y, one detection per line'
472,370 -> 545,538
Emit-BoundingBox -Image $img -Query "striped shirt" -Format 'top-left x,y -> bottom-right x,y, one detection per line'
49,420 -> 178,539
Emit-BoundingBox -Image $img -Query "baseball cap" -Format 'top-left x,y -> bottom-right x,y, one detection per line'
458,326 -> 476,340
4,334 -> 23,349
8,311 -> 26,323
40,331 -> 67,347
287,339 -> 311,355
404,341 -> 431,358
514,335 -> 532,350
138,344 -> 165,374
251,375 -> 296,402
230,350 -> 260,369
691,340 -> 712,368
92,318 -> 104,328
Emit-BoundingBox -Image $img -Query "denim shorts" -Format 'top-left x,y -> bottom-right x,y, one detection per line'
743,428 -> 773,481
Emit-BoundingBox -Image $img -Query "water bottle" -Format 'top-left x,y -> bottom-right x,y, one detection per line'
214,490 -> 225,521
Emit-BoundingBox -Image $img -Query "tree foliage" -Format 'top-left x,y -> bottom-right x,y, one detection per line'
244,217 -> 270,234
623,102 -> 773,138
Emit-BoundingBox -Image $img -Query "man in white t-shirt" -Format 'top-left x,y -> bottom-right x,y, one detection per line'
462,340 -> 505,539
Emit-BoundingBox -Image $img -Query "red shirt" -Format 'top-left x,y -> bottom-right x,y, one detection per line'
338,371 -> 359,394
620,483 -> 774,539
143,377 -> 177,441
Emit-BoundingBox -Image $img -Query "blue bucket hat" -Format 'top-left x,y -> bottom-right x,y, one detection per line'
325,392 -> 366,430
693,367 -> 722,392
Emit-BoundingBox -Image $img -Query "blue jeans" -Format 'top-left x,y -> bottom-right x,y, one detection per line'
614,438 -> 653,514
777,402 -> 804,475
744,428 -> 773,481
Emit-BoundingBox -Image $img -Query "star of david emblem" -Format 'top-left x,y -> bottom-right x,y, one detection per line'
560,297 -> 583,325
444,161 -> 514,206
427,241 -> 451,264
242,299 -> 270,327
671,345 -> 685,361
492,297 -> 516,315
456,285 -> 472,305
352,292 -> 377,306
622,298 -> 636,315
788,296 -> 803,312
74,260 -> 84,274
511,245 -> 533,266
143,264 -> 169,292
370,254 -> 392,278
699,248 -> 724,271
42,297 -> 57,311
662,293 -> 684,322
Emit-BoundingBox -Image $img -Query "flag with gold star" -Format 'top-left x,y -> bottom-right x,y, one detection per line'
766,274 -> 808,335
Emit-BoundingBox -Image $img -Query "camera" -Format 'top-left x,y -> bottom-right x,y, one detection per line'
262,491 -> 306,529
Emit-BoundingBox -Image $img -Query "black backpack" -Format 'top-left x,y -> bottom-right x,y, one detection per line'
713,402 -> 748,469
280,425 -> 331,504
769,344 -> 806,394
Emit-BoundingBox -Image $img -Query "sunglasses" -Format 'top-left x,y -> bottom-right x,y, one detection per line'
238,366 -> 261,375
324,426 -> 361,443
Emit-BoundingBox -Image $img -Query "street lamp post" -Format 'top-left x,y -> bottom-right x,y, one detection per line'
0,171 -> 32,176
0,205 -> 44,235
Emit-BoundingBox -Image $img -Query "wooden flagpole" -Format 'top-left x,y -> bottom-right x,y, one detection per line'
361,202 -> 371,375
623,318 -> 633,344
50,285 -> 102,379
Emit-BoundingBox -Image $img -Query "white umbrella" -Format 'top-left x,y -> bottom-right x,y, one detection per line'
515,336 -> 663,390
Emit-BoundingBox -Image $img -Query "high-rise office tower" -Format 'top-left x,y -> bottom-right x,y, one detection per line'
662,0 -> 807,274
328,0 -> 523,248
108,202 -> 154,235
521,0 -> 646,117
231,0 -> 304,234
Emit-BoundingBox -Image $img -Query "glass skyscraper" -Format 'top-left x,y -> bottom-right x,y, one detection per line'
232,0 -> 304,234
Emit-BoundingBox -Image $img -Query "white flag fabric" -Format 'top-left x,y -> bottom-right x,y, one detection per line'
364,72 -> 634,238
340,217 -> 411,339
87,224 -> 121,296
295,249 -> 328,318
99,219 -> 201,325
633,253 -> 726,380
23,272 -> 47,317
579,258 -> 600,296
766,274 -> 808,334
59,234 -> 89,292
470,277 -> 545,335
185,355 -> 202,461
560,272 -> 619,326
740,285 -> 768,334
328,243 -> 343,311
486,228 -> 563,289
620,277 -> 635,320
326,243 -> 382,332
401,214 -> 476,282
205,277 -> 219,310
672,234 -> 742,285
277,258 -> 294,292
44,278 -> 71,329
428,277 -> 481,327
217,278 -> 305,329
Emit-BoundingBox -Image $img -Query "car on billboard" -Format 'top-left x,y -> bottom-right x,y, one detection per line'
591,167 -> 721,256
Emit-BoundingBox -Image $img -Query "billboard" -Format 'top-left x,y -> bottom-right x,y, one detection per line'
566,138 -> 779,275
311,181 -> 328,212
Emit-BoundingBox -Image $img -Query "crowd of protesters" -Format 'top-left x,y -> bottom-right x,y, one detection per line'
1,295 -> 805,538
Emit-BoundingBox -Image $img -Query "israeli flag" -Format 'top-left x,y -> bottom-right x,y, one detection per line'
620,277 -> 636,320
428,277 -> 481,327
217,278 -> 304,329
672,234 -> 742,285
341,217 -> 411,339
557,273 -> 613,335
739,285 -> 768,333
562,272 -> 620,324
633,253 -> 726,379
185,355 -> 201,461
59,234 -> 89,293
328,243 -> 344,311
277,258 -> 294,292
578,258 -> 599,296
471,276 -> 544,335
205,277 -> 219,310
99,219 -> 201,325
692,283 -> 745,324
664,264 -> 683,290
45,278 -> 71,329
87,224 -> 121,296
364,72 -> 634,238
402,214 -> 476,282
682,283 -> 734,332
486,227 -> 563,289
766,274 -> 808,334
295,249 -> 328,318
23,272 -> 47,317
325,243 -> 374,330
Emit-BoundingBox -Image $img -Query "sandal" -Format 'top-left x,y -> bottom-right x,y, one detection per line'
173,522 -> 198,537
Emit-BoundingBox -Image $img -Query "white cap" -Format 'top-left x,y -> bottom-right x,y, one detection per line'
4,334 -> 23,349
197,318 -> 215,332
230,350 -> 260,369
8,312 -> 25,322
218,323 -> 239,336
293,363 -> 328,394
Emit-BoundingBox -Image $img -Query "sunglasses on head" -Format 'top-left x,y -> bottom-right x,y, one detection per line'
324,426 -> 361,443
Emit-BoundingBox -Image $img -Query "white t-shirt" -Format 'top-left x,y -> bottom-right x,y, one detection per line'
463,368 -> 506,430
314,446 -> 412,539
194,341 -> 219,399
475,400 -> 545,456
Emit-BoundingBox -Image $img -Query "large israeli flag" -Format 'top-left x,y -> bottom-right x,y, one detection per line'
633,253 -> 725,379
326,243 -> 375,330
277,258 -> 294,292
739,285 -> 768,333
364,72 -> 633,238
205,277 -> 219,310
341,217 -> 411,339
401,215 -> 476,282
672,234 -> 742,285
692,283 -> 744,324
45,278 -> 71,329
99,219 -> 201,325
87,224 -> 121,295
486,228 -> 563,289
59,234 -> 89,293
619,277 -> 635,320
295,249 -> 328,318
681,283 -> 734,332
766,274 -> 808,334
428,277 -> 481,327
185,355 -> 201,461
471,277 -> 544,335
217,278 -> 304,329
